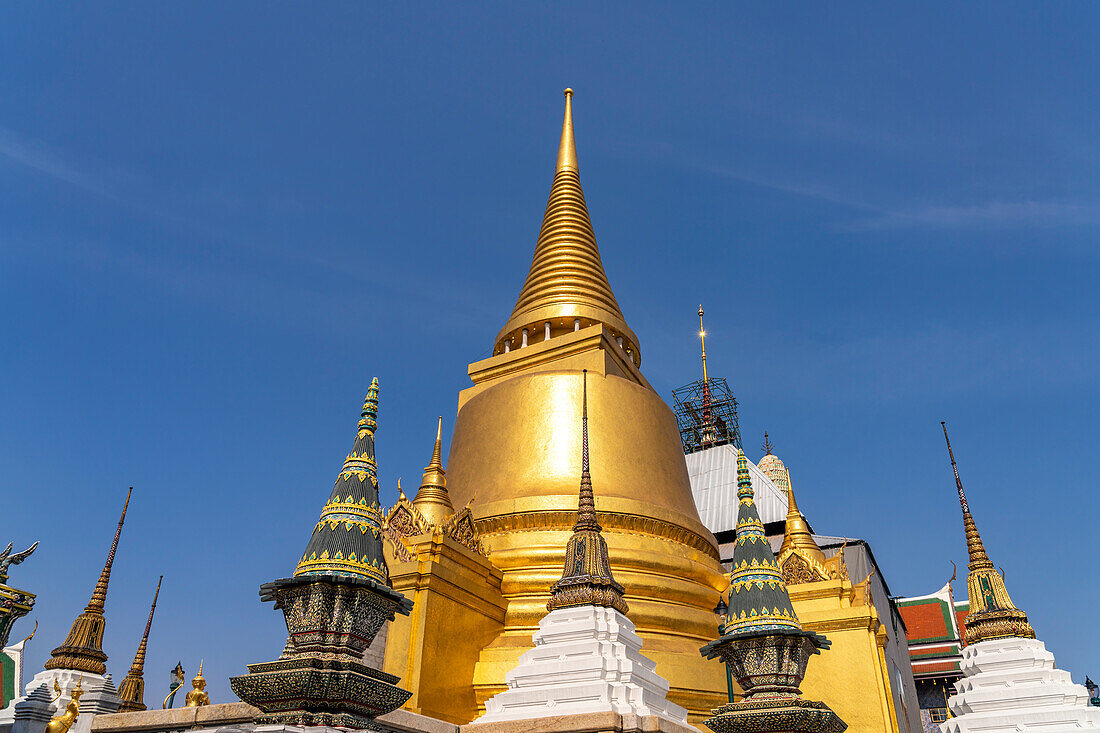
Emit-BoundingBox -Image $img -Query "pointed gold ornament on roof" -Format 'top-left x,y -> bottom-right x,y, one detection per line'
412,417 -> 455,527
494,89 -> 640,364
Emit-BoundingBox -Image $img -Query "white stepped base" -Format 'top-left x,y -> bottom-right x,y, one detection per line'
943,637 -> 1100,732
0,669 -> 119,733
473,605 -> 688,724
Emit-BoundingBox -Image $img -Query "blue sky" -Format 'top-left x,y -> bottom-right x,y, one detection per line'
2,3 -> 1098,705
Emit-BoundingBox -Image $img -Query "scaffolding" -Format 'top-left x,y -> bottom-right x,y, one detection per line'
672,377 -> 741,455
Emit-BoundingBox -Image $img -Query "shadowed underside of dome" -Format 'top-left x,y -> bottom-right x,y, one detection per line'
494,89 -> 640,365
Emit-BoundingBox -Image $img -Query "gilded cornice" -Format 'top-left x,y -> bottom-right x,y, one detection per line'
384,483 -> 485,560
473,509 -> 719,560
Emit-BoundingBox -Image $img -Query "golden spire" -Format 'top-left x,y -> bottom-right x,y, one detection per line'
494,89 -> 640,364
547,370 -> 628,614
46,488 -> 132,674
412,417 -> 456,527
117,575 -> 162,712
698,305 -> 709,383
778,474 -> 827,567
941,422 -> 1034,644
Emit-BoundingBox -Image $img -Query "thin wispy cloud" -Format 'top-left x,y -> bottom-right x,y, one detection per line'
847,200 -> 1100,231
0,126 -> 129,200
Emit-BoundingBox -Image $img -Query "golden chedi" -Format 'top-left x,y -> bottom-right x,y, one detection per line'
444,89 -> 727,720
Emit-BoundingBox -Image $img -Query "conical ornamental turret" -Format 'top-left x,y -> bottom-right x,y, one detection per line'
230,379 -> 413,729
494,89 -> 640,363
726,449 -> 800,634
547,370 -> 627,614
941,423 -> 1034,645
46,488 -> 131,674
295,378 -> 388,584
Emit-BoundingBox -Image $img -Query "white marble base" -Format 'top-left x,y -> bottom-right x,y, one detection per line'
944,636 -> 1100,732
0,669 -> 119,733
473,606 -> 687,724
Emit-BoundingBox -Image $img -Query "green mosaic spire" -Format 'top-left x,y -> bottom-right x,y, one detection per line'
725,448 -> 801,634
295,378 -> 388,584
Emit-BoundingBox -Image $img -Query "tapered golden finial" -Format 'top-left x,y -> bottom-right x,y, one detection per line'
940,422 -> 991,568
698,305 -> 709,384
117,575 -> 163,712
940,421 -> 1034,643
412,416 -> 455,527
778,474 -> 827,567
46,488 -> 132,674
547,369 -> 627,614
494,88 -> 640,364
557,88 -> 577,172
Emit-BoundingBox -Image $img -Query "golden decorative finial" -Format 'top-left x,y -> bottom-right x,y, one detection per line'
46,677 -> 83,733
494,89 -> 640,365
940,421 -> 1034,644
117,575 -> 163,712
547,370 -> 628,614
778,474 -> 827,566
698,305 -> 709,384
397,478 -> 405,500
557,88 -> 577,172
412,416 -> 456,527
184,660 -> 210,707
46,488 -> 132,674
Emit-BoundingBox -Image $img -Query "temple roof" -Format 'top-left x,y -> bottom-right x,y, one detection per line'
686,444 -> 789,534
294,379 -> 389,586
494,89 -> 640,365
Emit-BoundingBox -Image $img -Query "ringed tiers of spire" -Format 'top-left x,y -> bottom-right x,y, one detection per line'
941,422 -> 1034,645
547,370 -> 628,614
494,89 -> 640,365
45,488 -> 131,675
117,575 -> 163,713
